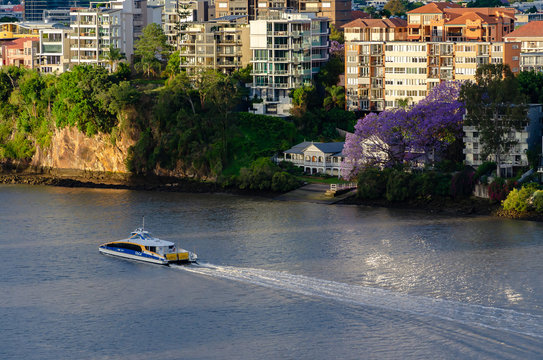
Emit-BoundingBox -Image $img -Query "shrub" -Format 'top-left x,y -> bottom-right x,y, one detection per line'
238,157 -> 279,191
386,169 -> 413,202
271,171 -> 301,192
417,171 -> 451,197
488,178 -> 516,202
450,167 -> 475,197
357,167 -> 389,199
531,190 -> 543,213
474,161 -> 496,181
502,183 -> 540,212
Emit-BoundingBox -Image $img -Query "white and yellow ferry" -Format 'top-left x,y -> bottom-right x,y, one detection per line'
99,222 -> 197,265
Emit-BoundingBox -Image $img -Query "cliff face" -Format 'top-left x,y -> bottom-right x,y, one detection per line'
31,127 -> 135,173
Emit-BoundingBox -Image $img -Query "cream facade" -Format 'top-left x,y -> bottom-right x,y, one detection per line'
345,41 -> 520,112
37,28 -> 71,73
179,15 -> 250,75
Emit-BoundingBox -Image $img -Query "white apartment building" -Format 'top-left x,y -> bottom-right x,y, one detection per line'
37,27 -> 71,73
250,12 -> 329,116
463,105 -> 543,175
69,4 -> 123,68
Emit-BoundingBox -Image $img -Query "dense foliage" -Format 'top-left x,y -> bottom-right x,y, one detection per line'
342,81 -> 465,179
356,166 -> 453,202
0,65 -> 135,161
460,64 -> 527,177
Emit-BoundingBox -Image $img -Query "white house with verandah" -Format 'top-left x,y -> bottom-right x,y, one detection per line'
280,141 -> 345,176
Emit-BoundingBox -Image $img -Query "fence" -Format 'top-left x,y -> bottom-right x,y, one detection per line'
330,183 -> 357,192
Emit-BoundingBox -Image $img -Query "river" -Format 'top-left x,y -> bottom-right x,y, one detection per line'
0,184 -> 542,359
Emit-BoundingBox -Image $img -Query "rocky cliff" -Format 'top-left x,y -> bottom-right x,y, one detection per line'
31,127 -> 135,173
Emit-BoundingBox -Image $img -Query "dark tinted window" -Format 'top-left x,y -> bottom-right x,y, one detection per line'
109,242 -> 142,252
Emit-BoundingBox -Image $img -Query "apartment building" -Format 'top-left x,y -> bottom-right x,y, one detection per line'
69,4 -> 124,68
463,105 -> 543,175
0,37 -> 39,69
344,3 -> 521,112
504,21 -> 543,72
215,0 -> 351,28
162,0 -> 213,50
0,22 -> 45,40
345,40 -> 520,111
406,3 -> 516,42
37,27 -> 71,73
250,11 -> 329,116
179,15 -> 251,75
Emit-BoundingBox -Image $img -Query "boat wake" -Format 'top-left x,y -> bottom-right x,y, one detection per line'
171,263 -> 543,339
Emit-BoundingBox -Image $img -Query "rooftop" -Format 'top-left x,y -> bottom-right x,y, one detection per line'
505,21 -> 543,38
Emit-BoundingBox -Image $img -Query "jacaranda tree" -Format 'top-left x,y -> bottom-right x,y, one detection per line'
341,81 -> 465,179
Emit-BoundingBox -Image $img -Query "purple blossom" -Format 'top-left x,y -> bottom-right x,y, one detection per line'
341,81 -> 465,179
329,40 -> 344,55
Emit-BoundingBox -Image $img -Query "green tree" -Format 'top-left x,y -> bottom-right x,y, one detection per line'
517,70 -> 543,103
459,64 -> 528,177
323,85 -> 345,111
329,25 -> 344,44
134,23 -> 171,77
208,74 -> 239,163
164,50 -> 181,80
384,0 -> 406,16
290,85 -> 315,117
104,45 -> 125,73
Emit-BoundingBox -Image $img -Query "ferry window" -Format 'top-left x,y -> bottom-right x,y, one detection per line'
150,246 -> 156,252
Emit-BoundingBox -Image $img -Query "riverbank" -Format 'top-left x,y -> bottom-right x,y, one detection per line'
2,169 -> 538,220
339,194 -> 501,217
0,170 -> 217,193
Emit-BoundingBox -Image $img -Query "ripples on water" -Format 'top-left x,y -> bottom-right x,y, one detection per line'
1,185 -> 542,359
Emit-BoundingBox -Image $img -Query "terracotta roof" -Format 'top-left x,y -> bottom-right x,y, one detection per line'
504,21 -> 543,38
407,2 -> 463,14
445,7 -> 516,17
342,18 -> 407,29
445,12 -> 495,26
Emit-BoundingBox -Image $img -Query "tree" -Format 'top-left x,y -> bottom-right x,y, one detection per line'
323,85 -> 345,111
342,81 -> 465,178
134,23 -> 171,77
329,25 -> 344,44
208,74 -> 239,163
517,70 -> 543,103
289,85 -> 315,117
164,50 -> 181,80
459,64 -> 528,177
384,0 -> 406,16
467,0 -> 503,7
104,45 -> 125,73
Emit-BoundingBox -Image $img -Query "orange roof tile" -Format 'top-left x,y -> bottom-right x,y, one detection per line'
445,12 -> 495,26
504,21 -> 543,38
342,18 -> 407,29
407,2 -> 463,14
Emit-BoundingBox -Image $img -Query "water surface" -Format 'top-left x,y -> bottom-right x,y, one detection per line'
0,185 -> 542,359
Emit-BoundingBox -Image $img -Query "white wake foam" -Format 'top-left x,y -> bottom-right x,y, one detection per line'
172,263 -> 543,339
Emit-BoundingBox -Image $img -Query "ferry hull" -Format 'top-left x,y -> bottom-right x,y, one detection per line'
99,247 -> 169,265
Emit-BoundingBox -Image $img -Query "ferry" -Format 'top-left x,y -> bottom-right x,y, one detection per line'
99,223 -> 197,265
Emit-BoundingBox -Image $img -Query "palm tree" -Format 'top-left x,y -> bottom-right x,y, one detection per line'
104,45 -> 125,73
323,85 -> 345,111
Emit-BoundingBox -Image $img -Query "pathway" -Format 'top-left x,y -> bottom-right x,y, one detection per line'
274,183 -> 356,205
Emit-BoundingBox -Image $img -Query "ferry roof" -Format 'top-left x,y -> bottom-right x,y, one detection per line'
125,229 -> 175,247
